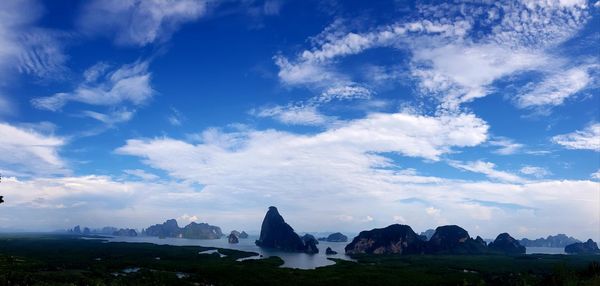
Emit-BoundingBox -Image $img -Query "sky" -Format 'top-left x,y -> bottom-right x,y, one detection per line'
0,0 -> 599,241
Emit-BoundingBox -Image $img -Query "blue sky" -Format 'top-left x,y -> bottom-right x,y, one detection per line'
0,0 -> 599,240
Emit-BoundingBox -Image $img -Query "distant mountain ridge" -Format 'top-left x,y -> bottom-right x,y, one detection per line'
520,234 -> 580,248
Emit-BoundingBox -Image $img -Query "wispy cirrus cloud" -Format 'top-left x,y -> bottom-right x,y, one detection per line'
252,104 -> 334,126
516,65 -> 596,109
0,1 -> 68,80
0,122 -> 67,176
552,123 -> 600,151
77,0 -> 210,46
0,0 -> 68,115
31,61 -> 153,112
273,0 -> 595,112
448,160 -> 524,183
489,137 -> 524,155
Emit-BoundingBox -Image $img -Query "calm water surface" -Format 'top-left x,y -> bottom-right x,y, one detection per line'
107,235 -> 354,269
526,247 -> 566,254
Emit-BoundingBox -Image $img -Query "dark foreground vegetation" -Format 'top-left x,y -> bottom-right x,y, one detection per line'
0,234 -> 599,286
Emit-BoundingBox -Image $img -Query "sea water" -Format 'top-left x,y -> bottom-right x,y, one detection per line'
107,235 -> 354,269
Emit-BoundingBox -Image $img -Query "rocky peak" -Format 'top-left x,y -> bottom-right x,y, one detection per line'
345,224 -> 425,255
488,233 -> 525,254
255,206 -> 313,253
565,239 -> 600,254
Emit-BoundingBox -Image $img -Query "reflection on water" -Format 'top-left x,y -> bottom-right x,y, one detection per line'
107,235 -> 354,269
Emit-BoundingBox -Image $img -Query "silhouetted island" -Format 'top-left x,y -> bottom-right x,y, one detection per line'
228,232 -> 239,244
426,225 -> 488,254
565,239 -> 600,254
255,206 -> 319,254
302,234 -> 319,254
113,228 -> 137,237
318,232 -> 348,242
143,219 -> 223,239
325,247 -> 338,255
488,233 -> 526,254
345,223 -> 525,255
345,224 -> 425,255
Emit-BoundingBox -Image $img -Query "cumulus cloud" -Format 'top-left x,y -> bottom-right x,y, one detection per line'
552,123 -> 600,151
0,122 -> 67,176
77,0 -> 209,46
117,112 -> 489,190
31,61 -> 153,111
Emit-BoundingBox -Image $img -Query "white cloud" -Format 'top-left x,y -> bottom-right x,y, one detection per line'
167,107 -> 184,126
489,137 -> 524,155
520,166 -> 551,178
274,19 -> 468,87
0,122 -> 67,176
425,206 -> 440,216
78,0 -> 209,46
516,65 -> 593,108
81,109 -> 135,125
253,104 -> 334,126
112,111 -> 492,232
273,1 -> 592,112
117,112 -> 489,191
0,1 -> 67,114
392,215 -> 406,223
449,160 -> 524,183
32,61 -> 153,111
552,123 -> 600,151
317,85 -> 373,103
124,169 -> 159,181
0,1 -> 67,80
361,215 -> 374,222
591,169 -> 600,180
411,44 -> 546,110
178,214 -> 199,224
